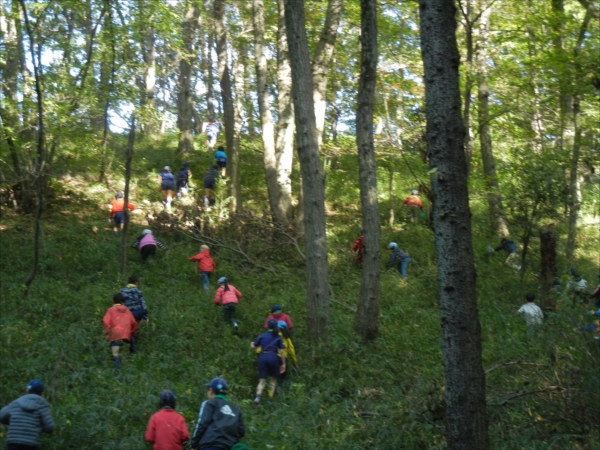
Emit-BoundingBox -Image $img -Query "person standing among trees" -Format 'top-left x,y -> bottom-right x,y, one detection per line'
189,245 -> 216,293
204,121 -> 221,150
214,146 -> 227,177
214,277 -> 242,327
386,242 -> 412,279
176,162 -> 192,201
400,190 -> 424,223
132,229 -> 168,261
158,166 -> 176,211
517,293 -> 544,337
109,191 -> 135,236
251,319 -> 286,404
350,228 -> 365,264
190,378 -> 245,450
490,238 -> 521,271
144,390 -> 190,450
0,379 -> 54,450
203,164 -> 220,207
102,292 -> 139,369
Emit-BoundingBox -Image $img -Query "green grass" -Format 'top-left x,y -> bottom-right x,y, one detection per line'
1,135 -> 598,449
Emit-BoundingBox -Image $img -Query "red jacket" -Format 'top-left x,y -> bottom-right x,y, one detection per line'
110,199 -> 135,217
402,195 -> 423,208
189,250 -> 216,272
214,285 -> 242,306
144,408 -> 190,450
351,236 -> 365,262
103,304 -> 138,341
264,312 -> 294,330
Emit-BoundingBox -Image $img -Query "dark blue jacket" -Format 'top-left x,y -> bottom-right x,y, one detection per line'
387,247 -> 410,268
495,240 -> 518,254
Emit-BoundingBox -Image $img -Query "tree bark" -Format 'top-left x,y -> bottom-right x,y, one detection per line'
540,224 -> 558,309
120,117 -> 135,278
253,0 -> 284,224
284,0 -> 330,339
476,1 -> 510,238
232,16 -> 247,189
19,0 -> 46,297
353,0 -> 381,341
312,0 -> 343,145
418,0 -> 489,448
177,1 -> 199,156
200,0 -> 216,121
460,0 -> 474,174
276,0 -> 295,227
141,12 -> 157,136
214,0 -> 241,212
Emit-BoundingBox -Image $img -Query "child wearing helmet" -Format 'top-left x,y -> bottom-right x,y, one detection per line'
214,277 -> 242,327
176,162 -> 192,201
102,292 -> 138,369
158,166 -> 175,211
145,390 -> 190,450
203,164 -> 220,207
277,321 -> 298,372
251,319 -> 286,404
214,146 -> 227,177
132,229 -> 168,261
190,377 -> 245,450
401,190 -> 423,224
204,121 -> 221,150
387,242 -> 412,278
189,245 -> 216,293
491,238 -> 520,271
109,192 -> 135,236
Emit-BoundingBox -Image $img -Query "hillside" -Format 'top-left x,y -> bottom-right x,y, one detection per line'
1,137 -> 599,449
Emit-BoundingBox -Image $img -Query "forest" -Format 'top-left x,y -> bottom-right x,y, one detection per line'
0,0 -> 599,449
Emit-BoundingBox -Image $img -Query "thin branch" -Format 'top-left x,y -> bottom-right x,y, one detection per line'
495,386 -> 567,406
485,360 -> 550,374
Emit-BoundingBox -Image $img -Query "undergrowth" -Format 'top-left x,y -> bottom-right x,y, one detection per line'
0,135 -> 598,449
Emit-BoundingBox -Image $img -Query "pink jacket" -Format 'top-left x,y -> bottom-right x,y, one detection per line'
214,285 -> 242,306
140,234 -> 156,248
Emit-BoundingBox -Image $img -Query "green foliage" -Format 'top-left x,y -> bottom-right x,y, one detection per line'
1,137 -> 599,448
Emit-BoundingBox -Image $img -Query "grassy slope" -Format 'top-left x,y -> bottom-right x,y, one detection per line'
0,136 -> 598,449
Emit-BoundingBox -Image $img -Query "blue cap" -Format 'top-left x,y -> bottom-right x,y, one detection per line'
218,277 -> 227,285
159,389 -> 177,407
388,242 -> 397,249
205,377 -> 228,393
277,320 -> 288,329
568,268 -> 578,276
27,379 -> 44,395
271,304 -> 282,313
267,318 -> 278,329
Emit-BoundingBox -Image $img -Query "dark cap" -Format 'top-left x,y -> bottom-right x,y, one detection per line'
205,377 -> 228,393
271,305 -> 282,313
267,318 -> 278,329
27,379 -> 44,395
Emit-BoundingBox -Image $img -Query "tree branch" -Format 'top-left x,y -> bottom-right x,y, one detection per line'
495,386 -> 567,406
485,360 -> 550,374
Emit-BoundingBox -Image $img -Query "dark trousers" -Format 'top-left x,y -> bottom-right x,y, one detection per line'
141,245 -> 156,261
222,303 -> 237,324
7,444 -> 39,450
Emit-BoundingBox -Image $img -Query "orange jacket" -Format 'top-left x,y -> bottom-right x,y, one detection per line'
110,199 -> 135,217
214,285 -> 242,306
402,195 -> 423,208
103,304 -> 138,341
189,250 -> 216,272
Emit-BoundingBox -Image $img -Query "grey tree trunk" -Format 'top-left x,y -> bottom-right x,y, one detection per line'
476,2 -> 509,238
253,0 -> 284,225
120,117 -> 135,278
284,0 -> 330,339
200,0 -> 215,121
214,0 -> 241,212
177,2 -> 199,155
141,22 -> 157,136
460,0 -> 474,174
232,17 -> 247,186
418,0 -> 489,448
540,224 -> 558,309
312,0 -> 343,145
353,0 -> 381,341
276,0 -> 295,227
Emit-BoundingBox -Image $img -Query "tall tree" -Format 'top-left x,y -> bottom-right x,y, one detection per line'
214,0 -> 241,212
177,1 -> 199,155
418,0 -> 489,448
275,0 -> 295,227
475,0 -> 509,237
354,0 -> 381,341
200,0 -> 216,121
312,0 -> 343,144
284,0 -> 330,339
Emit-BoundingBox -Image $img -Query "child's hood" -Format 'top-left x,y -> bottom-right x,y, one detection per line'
16,394 -> 50,412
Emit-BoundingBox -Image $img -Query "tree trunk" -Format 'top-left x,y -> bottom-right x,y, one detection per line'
461,0 -> 474,174
540,223 -> 558,309
284,0 -> 330,339
253,0 -> 285,225
418,0 -> 489,448
476,2 -> 509,238
232,19 -> 247,191
214,0 -> 241,212
120,117 -> 135,278
276,0 -> 295,227
20,0 -> 46,297
141,20 -> 157,136
353,0 -> 381,341
177,1 -> 199,156
200,0 -> 216,122
312,0 -> 343,145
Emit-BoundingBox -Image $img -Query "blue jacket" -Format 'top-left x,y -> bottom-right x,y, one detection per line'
495,240 -> 518,254
387,247 -> 410,268
120,284 -> 149,320
214,150 -> 227,162
0,394 -> 54,447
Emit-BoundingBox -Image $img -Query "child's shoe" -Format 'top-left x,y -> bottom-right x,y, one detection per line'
113,357 -> 121,370
253,396 -> 260,405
